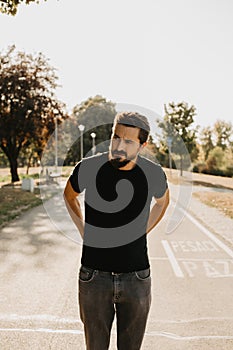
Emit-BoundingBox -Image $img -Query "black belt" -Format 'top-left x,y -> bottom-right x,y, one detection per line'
82,265 -> 149,276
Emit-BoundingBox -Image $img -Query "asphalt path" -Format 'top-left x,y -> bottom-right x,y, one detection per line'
0,181 -> 233,349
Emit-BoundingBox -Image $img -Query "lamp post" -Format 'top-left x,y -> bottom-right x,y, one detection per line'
167,136 -> 173,176
90,132 -> 96,155
54,114 -> 58,173
78,124 -> 85,159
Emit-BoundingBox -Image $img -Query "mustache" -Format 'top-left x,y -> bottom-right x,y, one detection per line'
112,151 -> 127,157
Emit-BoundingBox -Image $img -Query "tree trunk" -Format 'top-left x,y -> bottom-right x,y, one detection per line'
9,156 -> 20,182
0,144 -> 20,182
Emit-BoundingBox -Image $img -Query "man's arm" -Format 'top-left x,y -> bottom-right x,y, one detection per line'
146,188 -> 170,234
63,179 -> 84,239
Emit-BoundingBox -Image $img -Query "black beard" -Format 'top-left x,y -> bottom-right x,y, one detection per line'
109,158 -> 131,169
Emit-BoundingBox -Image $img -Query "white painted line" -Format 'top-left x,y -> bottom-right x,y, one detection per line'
179,207 -> 233,259
0,328 -> 83,335
145,331 -> 233,340
0,328 -> 233,341
0,314 -> 82,324
151,257 -> 233,262
176,258 -> 233,262
161,240 -> 184,278
1,314 -> 233,325
210,274 -> 233,278
149,316 -> 233,324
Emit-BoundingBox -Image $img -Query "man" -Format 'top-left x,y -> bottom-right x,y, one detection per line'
64,112 -> 169,350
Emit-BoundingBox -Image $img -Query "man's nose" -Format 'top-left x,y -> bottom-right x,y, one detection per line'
116,138 -> 126,151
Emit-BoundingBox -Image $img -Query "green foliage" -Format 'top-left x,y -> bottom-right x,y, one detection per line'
207,147 -> 225,168
163,101 -> 197,155
0,0 -> 46,16
193,146 -> 233,177
0,149 -> 9,166
64,95 -> 116,165
213,120 -> 232,150
157,101 -> 198,174
164,101 -> 196,130
196,120 -> 233,177
199,126 -> 214,160
0,45 -> 67,182
20,172 -> 39,179
0,187 -> 41,227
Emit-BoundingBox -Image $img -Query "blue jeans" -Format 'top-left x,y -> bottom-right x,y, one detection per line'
78,265 -> 151,350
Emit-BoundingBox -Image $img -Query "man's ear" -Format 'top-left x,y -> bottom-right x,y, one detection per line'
141,141 -> 148,148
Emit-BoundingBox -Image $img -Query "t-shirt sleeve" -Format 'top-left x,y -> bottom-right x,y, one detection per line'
69,161 -> 84,193
152,165 -> 168,198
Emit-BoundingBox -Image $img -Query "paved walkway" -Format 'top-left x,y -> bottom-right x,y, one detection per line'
169,182 -> 233,248
1,178 -> 233,350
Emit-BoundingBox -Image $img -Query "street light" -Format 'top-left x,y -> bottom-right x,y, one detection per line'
54,114 -> 58,173
90,132 -> 96,155
167,136 -> 173,176
78,124 -> 85,159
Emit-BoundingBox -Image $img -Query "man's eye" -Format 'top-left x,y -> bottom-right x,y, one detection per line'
125,140 -> 133,144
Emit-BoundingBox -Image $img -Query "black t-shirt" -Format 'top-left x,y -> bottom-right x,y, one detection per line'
69,152 -> 168,272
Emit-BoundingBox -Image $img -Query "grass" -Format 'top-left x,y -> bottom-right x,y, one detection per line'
21,173 -> 40,180
164,168 -> 233,219
0,187 -> 42,228
0,166 -> 61,228
193,191 -> 233,219
0,174 -> 12,183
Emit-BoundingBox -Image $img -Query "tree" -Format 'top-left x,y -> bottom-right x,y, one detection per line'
65,95 -> 116,165
206,146 -> 226,175
0,45 -> 67,182
158,101 -> 197,175
140,135 -> 159,162
213,120 -> 232,150
0,0 -> 47,16
199,126 -> 214,160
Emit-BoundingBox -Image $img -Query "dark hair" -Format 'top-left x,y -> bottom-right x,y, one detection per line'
113,112 -> 150,144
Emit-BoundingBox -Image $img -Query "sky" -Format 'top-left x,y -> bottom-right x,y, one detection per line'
0,0 -> 233,128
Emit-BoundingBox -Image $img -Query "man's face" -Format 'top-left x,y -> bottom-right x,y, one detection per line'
109,124 -> 142,169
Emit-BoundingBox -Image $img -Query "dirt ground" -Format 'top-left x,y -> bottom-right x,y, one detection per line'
164,168 -> 233,219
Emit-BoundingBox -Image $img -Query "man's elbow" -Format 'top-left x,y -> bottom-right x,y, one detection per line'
63,187 -> 68,201
163,189 -> 170,210
166,188 -> 170,204
63,180 -> 75,202
63,191 -> 69,208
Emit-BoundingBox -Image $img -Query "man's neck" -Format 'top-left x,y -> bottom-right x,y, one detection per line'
108,153 -> 139,171
119,159 -> 137,171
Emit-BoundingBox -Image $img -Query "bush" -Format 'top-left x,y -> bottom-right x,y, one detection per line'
201,168 -> 225,176
206,147 -> 225,170
193,146 -> 232,177
225,166 -> 233,177
192,163 -> 206,173
192,163 -> 233,177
